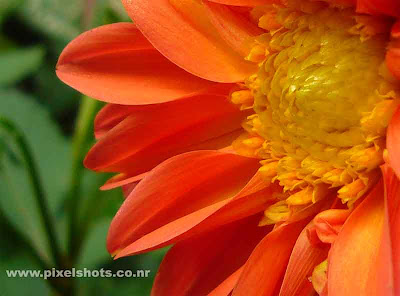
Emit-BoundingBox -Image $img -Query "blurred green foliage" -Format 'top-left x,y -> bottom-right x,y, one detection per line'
0,1 -> 165,295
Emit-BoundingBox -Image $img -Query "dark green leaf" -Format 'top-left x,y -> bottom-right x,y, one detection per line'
18,0 -> 82,43
0,47 -> 45,86
0,0 -> 23,25
0,88 -> 71,262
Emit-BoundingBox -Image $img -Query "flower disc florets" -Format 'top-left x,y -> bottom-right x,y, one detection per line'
232,0 -> 400,224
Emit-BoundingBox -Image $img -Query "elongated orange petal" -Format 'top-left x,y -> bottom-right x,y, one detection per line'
107,151 -> 259,255
206,0 -> 282,6
384,168 -> 400,291
279,222 -> 330,296
285,197 -> 334,225
208,267 -> 244,296
115,198 -> 232,258
101,173 -> 146,191
114,173 -> 280,257
386,21 -> 400,81
377,165 -> 400,295
85,94 -> 247,180
357,0 -> 400,17
328,180 -> 385,296
313,209 -> 351,244
99,129 -> 244,191
387,104 -> 400,179
373,212 -> 395,296
94,104 -> 159,139
233,220 -> 310,296
99,129 -> 242,191
151,215 -> 270,296
203,1 -> 263,57
392,21 -> 400,38
100,129 -> 243,190
121,0 -> 257,83
56,23 -> 219,105
308,0 -> 356,7
121,181 -> 138,198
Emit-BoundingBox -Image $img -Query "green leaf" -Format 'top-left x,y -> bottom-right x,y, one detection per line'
18,0 -> 82,43
76,218 -> 112,270
35,64 -> 80,115
90,0 -> 130,28
107,0 -> 130,22
0,0 -> 23,24
0,47 -> 45,86
0,88 -> 71,262
0,251 -> 51,295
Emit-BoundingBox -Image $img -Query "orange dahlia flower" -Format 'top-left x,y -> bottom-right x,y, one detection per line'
57,0 -> 400,295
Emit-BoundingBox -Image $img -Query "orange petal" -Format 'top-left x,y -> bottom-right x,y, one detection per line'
233,220 -> 310,296
313,209 -> 351,244
116,198 -> 232,258
373,215 -> 395,296
208,267 -> 244,296
114,173 -> 280,257
357,0 -> 400,17
328,180 -> 385,296
99,129 -> 244,191
101,172 -> 147,191
56,22 -> 219,105
203,1 -> 263,57
323,0 -> 356,7
383,167 -> 400,287
377,165 -> 400,295
121,182 -> 138,198
85,94 -> 247,178
206,0 -> 282,6
387,104 -> 400,179
107,150 -> 260,255
386,21 -> 400,81
279,221 -> 330,296
121,0 -> 257,83
392,21 -> 400,39
151,215 -> 270,296
94,104 -> 158,139
285,193 -> 335,225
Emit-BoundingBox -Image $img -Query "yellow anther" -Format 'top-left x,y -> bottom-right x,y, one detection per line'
349,147 -> 383,171
322,169 -> 343,187
258,10 -> 281,32
287,186 -> 313,205
311,260 -> 328,295
286,184 -> 330,205
312,167 -> 331,178
259,200 -> 290,226
383,148 -> 389,163
338,179 -> 365,203
242,137 -> 264,149
259,161 -> 278,181
338,170 -> 380,203
350,16 -> 392,41
246,44 -> 268,63
232,133 -> 262,158
251,116 -> 263,131
339,170 -> 353,184
231,90 -> 254,105
361,99 -> 400,137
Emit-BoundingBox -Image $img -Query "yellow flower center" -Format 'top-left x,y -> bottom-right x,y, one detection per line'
231,1 -> 400,224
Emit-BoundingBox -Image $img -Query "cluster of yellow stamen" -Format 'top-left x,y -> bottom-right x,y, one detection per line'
231,0 -> 400,225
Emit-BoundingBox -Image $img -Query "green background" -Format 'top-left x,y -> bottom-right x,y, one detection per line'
0,0 -> 165,295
